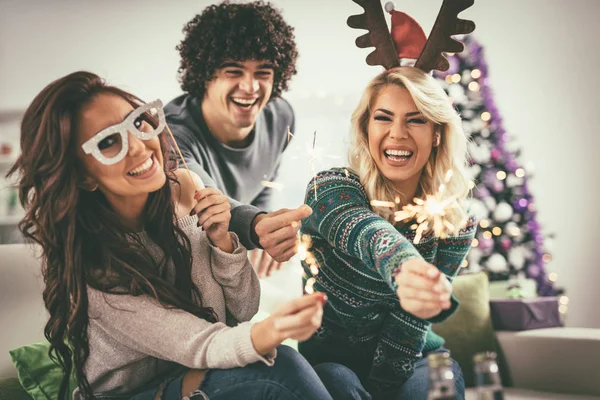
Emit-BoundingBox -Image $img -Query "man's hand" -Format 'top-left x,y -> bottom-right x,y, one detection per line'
249,248 -> 282,279
394,258 -> 452,320
253,205 -> 313,263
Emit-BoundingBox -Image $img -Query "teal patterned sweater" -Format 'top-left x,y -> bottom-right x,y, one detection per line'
299,168 -> 476,396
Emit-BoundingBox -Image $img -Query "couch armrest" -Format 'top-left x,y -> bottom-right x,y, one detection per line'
495,328 -> 600,397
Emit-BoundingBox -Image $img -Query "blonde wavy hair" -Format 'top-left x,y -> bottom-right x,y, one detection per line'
349,66 -> 471,227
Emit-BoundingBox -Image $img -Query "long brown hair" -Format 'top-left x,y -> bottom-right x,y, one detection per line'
7,71 -> 217,399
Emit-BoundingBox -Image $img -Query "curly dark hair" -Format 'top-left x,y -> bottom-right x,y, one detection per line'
8,71 -> 217,399
177,0 -> 298,100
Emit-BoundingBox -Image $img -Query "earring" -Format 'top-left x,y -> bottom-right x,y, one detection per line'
80,182 -> 98,191
433,133 -> 441,147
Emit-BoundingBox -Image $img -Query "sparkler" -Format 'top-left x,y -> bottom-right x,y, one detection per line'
393,170 -> 466,244
287,127 -> 339,293
260,180 -> 284,191
309,131 -> 318,201
289,128 -> 340,202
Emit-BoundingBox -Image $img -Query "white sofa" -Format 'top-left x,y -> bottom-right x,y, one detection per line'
1,243 -> 599,399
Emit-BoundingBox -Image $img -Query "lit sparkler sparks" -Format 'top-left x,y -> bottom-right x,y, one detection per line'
260,180 -> 284,191
394,170 -> 465,244
370,200 -> 396,208
297,233 -> 320,294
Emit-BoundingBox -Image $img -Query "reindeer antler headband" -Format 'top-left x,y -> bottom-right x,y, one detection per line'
347,0 -> 476,72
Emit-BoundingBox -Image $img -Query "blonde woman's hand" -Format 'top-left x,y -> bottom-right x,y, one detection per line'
192,187 -> 233,252
250,293 -> 327,355
394,258 -> 452,320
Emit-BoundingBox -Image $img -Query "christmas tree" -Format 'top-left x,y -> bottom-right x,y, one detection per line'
434,37 -> 560,297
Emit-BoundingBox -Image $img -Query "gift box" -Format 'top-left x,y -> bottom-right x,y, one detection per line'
489,297 -> 563,331
488,277 -> 537,300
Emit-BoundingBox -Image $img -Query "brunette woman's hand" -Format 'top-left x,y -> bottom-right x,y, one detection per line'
250,293 -> 327,355
191,187 -> 233,252
394,258 -> 452,320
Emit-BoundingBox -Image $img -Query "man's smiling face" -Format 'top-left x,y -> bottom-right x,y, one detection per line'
202,59 -> 275,134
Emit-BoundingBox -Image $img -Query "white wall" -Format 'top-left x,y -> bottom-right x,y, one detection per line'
1,0 -> 599,328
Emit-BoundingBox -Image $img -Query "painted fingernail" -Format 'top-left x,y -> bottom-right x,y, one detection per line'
319,293 -> 328,304
194,192 -> 201,200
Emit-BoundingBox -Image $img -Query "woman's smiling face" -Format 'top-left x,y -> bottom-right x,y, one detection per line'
367,84 -> 435,189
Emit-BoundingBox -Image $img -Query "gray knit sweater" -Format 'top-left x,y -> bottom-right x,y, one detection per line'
74,215 -> 272,399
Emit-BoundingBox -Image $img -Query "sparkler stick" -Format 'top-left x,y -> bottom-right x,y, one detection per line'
309,131 -> 318,201
165,124 -> 200,191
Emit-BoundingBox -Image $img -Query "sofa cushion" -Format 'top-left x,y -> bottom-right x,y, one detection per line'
0,244 -> 47,378
0,377 -> 32,400
9,341 -> 77,400
432,272 -> 496,387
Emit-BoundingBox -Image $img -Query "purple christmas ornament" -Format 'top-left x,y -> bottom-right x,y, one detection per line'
527,264 -> 541,278
491,148 -> 501,162
513,198 -> 529,212
478,236 -> 495,253
500,237 -> 512,252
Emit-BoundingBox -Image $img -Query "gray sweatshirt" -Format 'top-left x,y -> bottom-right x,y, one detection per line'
74,215 -> 273,399
165,95 -> 295,248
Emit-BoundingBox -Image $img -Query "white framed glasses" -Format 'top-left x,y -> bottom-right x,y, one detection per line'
81,99 -> 166,165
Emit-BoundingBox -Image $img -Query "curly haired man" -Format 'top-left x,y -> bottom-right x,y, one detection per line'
166,1 -> 309,278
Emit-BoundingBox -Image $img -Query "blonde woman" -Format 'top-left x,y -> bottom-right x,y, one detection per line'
299,67 -> 477,400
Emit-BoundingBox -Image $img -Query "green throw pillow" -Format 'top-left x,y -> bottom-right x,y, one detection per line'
9,341 -> 77,400
431,272 -> 496,387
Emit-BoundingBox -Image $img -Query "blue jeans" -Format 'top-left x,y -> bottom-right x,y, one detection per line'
313,349 -> 465,400
128,345 -> 340,400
